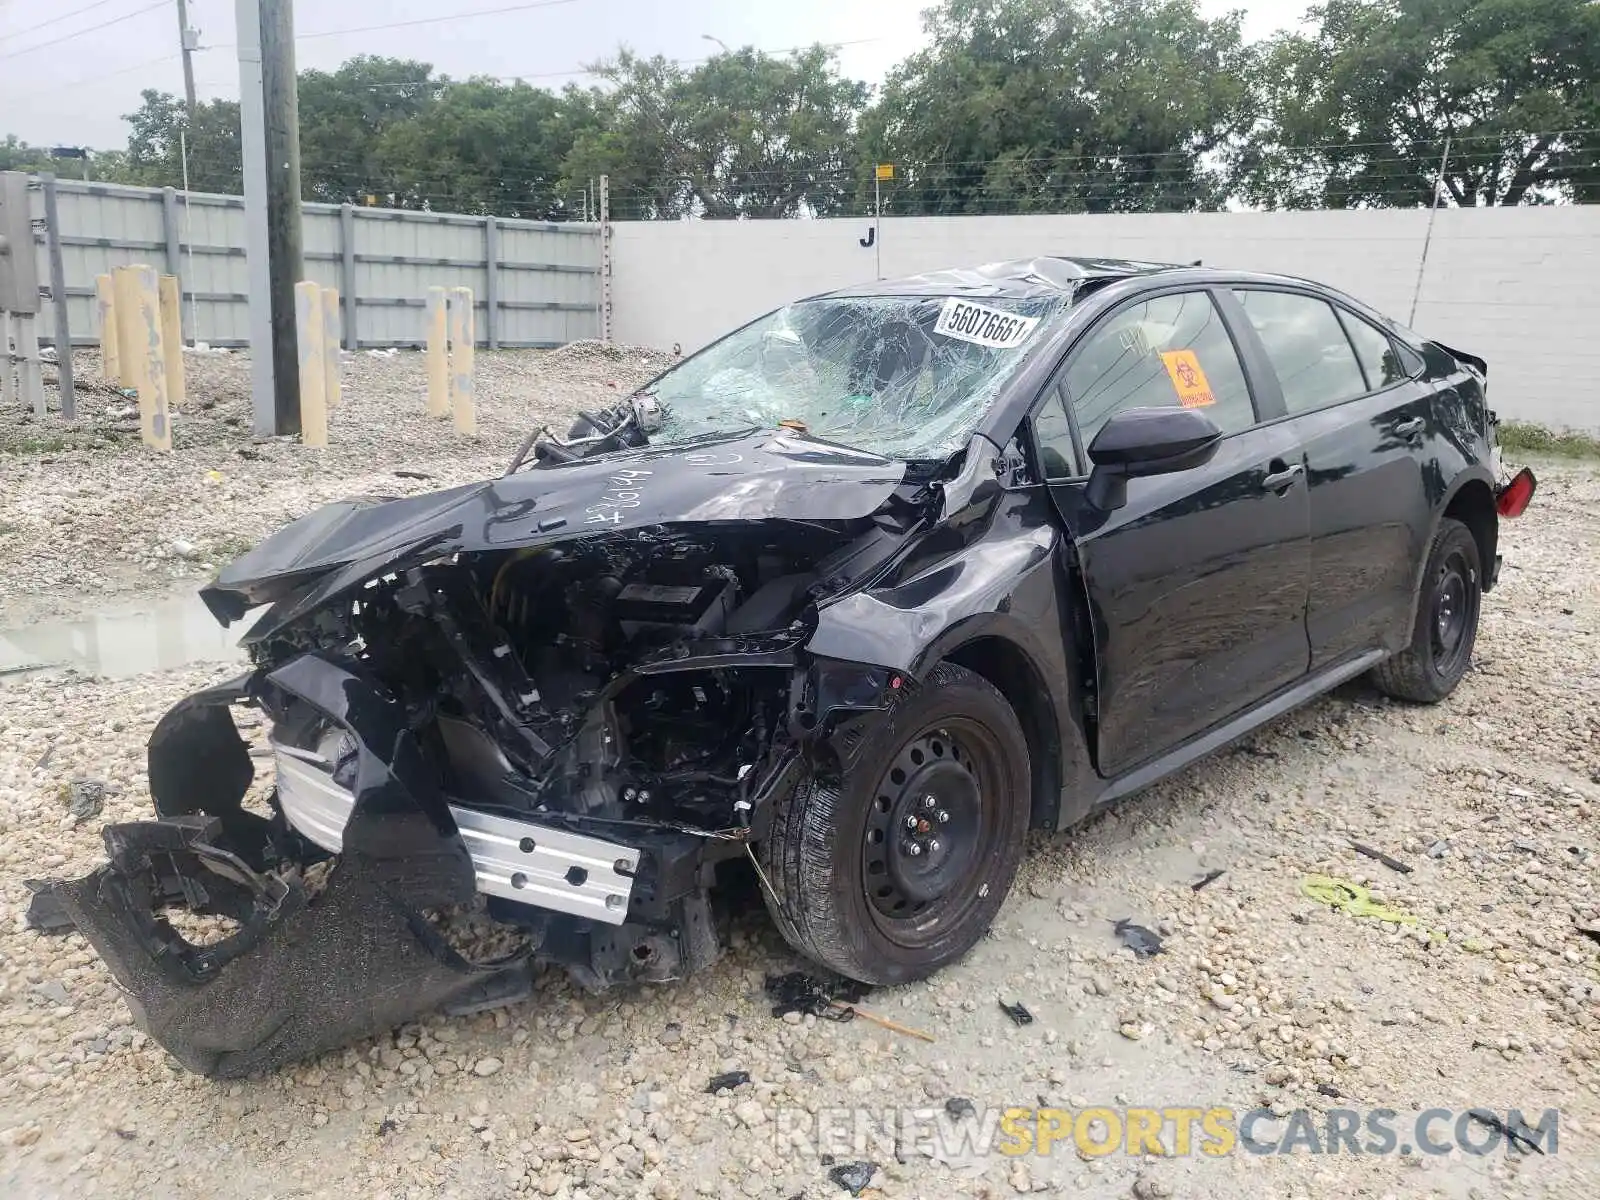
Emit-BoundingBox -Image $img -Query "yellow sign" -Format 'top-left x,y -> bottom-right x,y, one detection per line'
875,163 -> 895,180
1159,349 -> 1216,408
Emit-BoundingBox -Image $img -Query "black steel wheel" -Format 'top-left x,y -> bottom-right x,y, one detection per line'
1371,517 -> 1482,703
758,661 -> 1031,985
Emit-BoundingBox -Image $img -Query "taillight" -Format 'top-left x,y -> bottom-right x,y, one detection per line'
1496,467 -> 1536,518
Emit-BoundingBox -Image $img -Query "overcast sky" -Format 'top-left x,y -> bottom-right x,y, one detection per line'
1,0 -> 1314,150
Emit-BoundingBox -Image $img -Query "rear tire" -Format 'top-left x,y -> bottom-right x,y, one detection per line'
1370,517 -> 1482,703
758,662 -> 1030,985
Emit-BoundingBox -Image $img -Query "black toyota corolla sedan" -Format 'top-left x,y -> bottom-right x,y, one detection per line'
43,257 -> 1537,1076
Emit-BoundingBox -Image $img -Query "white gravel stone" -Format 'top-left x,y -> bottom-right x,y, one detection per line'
2,386 -> 1597,1199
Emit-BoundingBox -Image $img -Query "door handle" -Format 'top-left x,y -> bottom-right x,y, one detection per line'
1395,417 -> 1426,443
1260,463 -> 1304,493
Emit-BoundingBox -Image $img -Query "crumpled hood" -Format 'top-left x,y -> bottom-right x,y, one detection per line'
201,428 -> 908,638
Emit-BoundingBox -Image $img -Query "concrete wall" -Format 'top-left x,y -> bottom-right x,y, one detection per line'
29,178 -> 601,350
611,207 -> 1600,432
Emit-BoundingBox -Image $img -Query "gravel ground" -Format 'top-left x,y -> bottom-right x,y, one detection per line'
2,352 -> 1598,1198
0,345 -> 675,627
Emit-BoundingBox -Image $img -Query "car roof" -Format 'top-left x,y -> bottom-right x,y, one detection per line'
821,255 -> 1189,301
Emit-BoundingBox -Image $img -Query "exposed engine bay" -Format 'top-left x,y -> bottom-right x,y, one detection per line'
254,520 -> 854,956
38,428 -> 929,1076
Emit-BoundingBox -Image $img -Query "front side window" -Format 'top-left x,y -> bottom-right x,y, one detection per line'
1233,290 -> 1367,414
1033,385 -> 1079,478
634,293 -> 1066,461
1063,291 -> 1255,447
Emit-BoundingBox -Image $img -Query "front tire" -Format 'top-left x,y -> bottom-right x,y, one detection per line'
758,661 -> 1031,985
1370,517 -> 1482,703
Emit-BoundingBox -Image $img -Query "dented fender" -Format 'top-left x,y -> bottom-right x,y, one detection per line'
804,486 -> 1097,828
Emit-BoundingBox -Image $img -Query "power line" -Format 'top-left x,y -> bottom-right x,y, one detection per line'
250,143 -> 1592,197
0,0 -> 167,63
200,0 -> 591,50
301,0 -> 589,41
50,51 -> 182,93
0,0 -> 129,43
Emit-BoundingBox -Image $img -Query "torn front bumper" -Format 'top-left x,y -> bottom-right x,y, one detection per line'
40,652 -> 650,1078
51,816 -> 531,1079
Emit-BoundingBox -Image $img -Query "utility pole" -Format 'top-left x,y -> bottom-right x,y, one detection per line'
235,0 -> 304,434
175,0 -> 199,128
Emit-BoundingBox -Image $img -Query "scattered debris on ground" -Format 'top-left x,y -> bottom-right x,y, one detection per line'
1112,918 -> 1165,957
997,999 -> 1034,1026
1350,840 -> 1414,874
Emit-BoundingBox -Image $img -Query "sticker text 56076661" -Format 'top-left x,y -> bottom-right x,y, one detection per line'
934,299 -> 1041,349
585,469 -> 652,524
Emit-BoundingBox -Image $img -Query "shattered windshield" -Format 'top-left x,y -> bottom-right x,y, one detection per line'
639,293 -> 1067,460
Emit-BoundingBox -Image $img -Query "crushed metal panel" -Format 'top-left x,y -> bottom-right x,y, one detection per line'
452,807 -> 637,921
274,746 -> 641,924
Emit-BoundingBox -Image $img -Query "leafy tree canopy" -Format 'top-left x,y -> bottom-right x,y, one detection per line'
6,0 -> 1597,214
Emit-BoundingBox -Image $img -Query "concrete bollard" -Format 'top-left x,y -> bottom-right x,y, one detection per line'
112,264 -> 171,450
447,286 -> 476,437
158,274 -> 186,411
425,286 -> 449,417
295,280 -> 328,448
111,265 -> 144,393
322,285 -> 342,407
94,273 -> 120,382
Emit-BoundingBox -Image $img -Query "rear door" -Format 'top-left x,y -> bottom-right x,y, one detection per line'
1033,287 -> 1312,778
1228,288 -> 1436,668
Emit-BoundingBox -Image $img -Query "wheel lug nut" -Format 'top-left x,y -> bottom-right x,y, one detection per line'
927,838 -> 942,854
905,842 -> 923,857
936,809 -> 950,824
922,795 -> 937,810
904,815 -> 919,830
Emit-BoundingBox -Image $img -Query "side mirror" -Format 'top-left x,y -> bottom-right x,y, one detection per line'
1084,406 -> 1222,511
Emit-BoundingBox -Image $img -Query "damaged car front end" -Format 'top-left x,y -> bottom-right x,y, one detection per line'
47,277 -> 1075,1077
49,254 -> 1520,1078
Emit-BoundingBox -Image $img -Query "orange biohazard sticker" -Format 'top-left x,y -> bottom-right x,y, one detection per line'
1159,350 -> 1217,408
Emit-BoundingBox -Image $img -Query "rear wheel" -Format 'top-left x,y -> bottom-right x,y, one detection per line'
758,662 -> 1030,984
1370,517 -> 1482,703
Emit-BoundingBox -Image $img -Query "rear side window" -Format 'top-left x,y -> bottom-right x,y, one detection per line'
1338,311 -> 1408,390
1234,290 -> 1366,414
1064,291 -> 1255,447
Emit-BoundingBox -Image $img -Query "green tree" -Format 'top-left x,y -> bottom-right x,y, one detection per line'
298,57 -> 442,203
860,0 -> 1256,215
0,136 -> 52,172
121,90 -> 242,193
1236,0 -> 1600,207
377,80 -> 602,216
565,46 -> 868,218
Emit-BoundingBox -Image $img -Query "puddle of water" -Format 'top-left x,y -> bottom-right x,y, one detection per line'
0,593 -> 249,681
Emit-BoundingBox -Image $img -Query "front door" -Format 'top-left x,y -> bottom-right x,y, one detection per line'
1034,288 -> 1312,778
